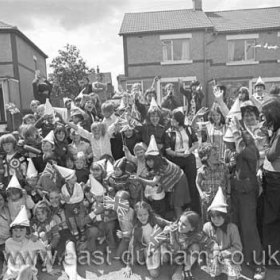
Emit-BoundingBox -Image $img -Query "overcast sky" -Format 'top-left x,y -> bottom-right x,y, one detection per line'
0,0 -> 279,86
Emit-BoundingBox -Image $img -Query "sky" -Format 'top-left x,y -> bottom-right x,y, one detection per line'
0,0 -> 279,87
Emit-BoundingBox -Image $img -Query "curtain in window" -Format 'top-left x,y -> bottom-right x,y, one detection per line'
162,41 -> 170,61
228,41 -> 235,62
181,40 -> 190,60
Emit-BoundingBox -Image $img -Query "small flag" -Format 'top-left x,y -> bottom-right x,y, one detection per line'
5,103 -> 20,114
103,196 -> 129,217
149,225 -> 169,250
41,163 -> 56,180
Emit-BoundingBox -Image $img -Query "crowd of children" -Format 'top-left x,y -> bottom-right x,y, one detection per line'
0,76 -> 280,280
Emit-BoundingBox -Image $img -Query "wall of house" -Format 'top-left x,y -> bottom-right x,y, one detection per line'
0,33 -> 14,77
16,35 -> 47,111
123,29 -> 280,106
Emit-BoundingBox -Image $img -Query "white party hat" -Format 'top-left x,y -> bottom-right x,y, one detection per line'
53,164 -> 75,181
227,98 -> 241,120
145,135 -> 159,156
7,174 -> 23,190
26,158 -> 38,178
42,130 -> 54,145
118,98 -> 126,111
207,187 -> 228,213
149,96 -> 159,110
44,98 -> 55,116
255,76 -> 265,88
10,205 -> 30,227
89,175 -> 105,196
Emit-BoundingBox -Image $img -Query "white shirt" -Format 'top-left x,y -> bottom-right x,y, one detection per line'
61,183 -> 84,204
142,223 -> 153,245
175,128 -> 189,153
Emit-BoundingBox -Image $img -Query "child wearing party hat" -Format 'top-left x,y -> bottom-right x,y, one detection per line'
3,206 -> 60,280
6,174 -> 35,222
202,187 -> 242,280
54,165 -> 86,242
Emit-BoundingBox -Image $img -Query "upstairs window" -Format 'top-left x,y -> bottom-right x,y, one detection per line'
160,34 -> 192,64
227,34 -> 259,65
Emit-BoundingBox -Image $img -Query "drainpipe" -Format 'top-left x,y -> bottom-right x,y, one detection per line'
203,28 -> 208,107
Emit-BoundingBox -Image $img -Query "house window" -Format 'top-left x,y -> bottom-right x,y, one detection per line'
226,34 -> 259,65
160,34 -> 192,65
228,39 -> 256,62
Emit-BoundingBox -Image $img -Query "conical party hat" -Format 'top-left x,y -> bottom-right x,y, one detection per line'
223,126 -> 235,143
207,187 -> 228,213
63,97 -> 72,105
255,76 -> 265,88
42,130 -> 54,145
44,98 -> 55,116
118,98 -> 126,111
10,205 -> 30,227
227,98 -> 241,120
145,135 -> 159,156
26,158 -> 38,178
105,160 -> 114,175
149,96 -> 159,111
89,175 -> 105,196
53,164 -> 75,181
7,174 -> 23,190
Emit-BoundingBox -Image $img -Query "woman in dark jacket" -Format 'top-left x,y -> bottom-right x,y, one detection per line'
165,109 -> 200,214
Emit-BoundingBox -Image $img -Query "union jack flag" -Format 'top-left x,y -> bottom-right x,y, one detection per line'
5,103 -> 20,114
103,196 -> 129,217
149,225 -> 169,250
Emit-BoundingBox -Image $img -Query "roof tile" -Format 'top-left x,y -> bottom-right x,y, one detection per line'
119,9 -> 213,35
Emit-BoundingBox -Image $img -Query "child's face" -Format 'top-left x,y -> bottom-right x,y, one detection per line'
2,142 -> 15,154
243,111 -> 257,127
49,192 -> 61,208
91,167 -> 102,178
211,212 -> 225,227
36,208 -> 48,223
102,110 -> 113,119
212,111 -> 221,125
137,208 -> 149,225
66,158 -> 74,169
10,189 -> 21,201
92,127 -> 101,139
150,112 -> 160,126
27,177 -> 38,187
85,100 -> 94,112
178,216 -> 194,233
85,191 -> 93,202
42,141 -> 53,154
47,115 -> 54,124
134,148 -> 145,159
37,107 -> 45,117
114,167 -> 123,177
12,227 -> 27,242
71,132 -> 81,142
26,130 -> 41,145
72,115 -> 82,124
208,148 -> 219,165
25,117 -> 36,125
124,129 -> 133,138
146,158 -> 154,169
75,159 -> 84,170
30,102 -> 38,113
56,131 -> 66,142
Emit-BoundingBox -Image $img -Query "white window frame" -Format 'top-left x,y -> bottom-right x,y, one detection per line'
126,80 -> 144,93
156,76 -> 196,104
160,33 -> 193,65
226,34 -> 259,66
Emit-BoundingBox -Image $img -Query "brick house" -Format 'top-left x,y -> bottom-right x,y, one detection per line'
119,1 -> 280,106
0,20 -> 47,129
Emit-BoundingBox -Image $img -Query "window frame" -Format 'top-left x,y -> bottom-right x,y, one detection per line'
278,32 -> 280,63
226,34 -> 259,65
126,80 -> 144,93
160,33 -> 193,65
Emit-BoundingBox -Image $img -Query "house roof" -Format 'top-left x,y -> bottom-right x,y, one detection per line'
0,20 -> 48,58
119,9 -> 213,35
119,6 -> 280,35
206,6 -> 280,32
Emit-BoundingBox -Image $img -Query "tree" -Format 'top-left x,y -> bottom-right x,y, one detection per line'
49,44 -> 94,99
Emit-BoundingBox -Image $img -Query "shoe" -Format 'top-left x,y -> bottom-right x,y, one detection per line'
253,266 -> 266,280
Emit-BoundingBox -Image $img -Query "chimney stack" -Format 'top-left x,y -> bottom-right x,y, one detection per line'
192,0 -> 202,11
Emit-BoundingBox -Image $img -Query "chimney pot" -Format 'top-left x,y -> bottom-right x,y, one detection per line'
192,0 -> 202,11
